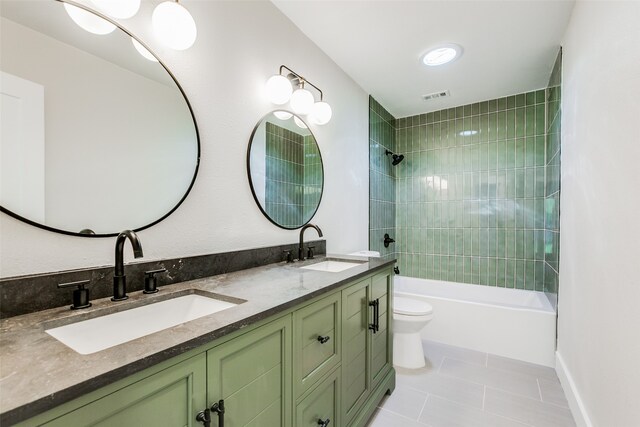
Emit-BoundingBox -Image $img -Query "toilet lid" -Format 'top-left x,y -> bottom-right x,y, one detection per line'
394,297 -> 433,316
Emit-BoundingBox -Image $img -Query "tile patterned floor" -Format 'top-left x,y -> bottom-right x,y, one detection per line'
367,340 -> 575,427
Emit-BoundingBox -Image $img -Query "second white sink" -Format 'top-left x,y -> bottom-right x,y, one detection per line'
46,294 -> 238,355
301,260 -> 363,273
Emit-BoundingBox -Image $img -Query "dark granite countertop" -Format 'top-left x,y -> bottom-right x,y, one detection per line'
0,255 -> 395,425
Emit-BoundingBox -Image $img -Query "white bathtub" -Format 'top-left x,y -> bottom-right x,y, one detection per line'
395,276 -> 557,367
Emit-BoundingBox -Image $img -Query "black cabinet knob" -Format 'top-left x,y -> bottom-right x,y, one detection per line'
317,418 -> 331,426
196,409 -> 211,427
317,335 -> 330,344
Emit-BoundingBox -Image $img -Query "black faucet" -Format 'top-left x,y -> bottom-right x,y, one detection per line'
112,230 -> 144,301
299,224 -> 323,261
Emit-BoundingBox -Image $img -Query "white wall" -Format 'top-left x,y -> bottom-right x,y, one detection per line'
0,0 -> 369,277
558,1 -> 640,425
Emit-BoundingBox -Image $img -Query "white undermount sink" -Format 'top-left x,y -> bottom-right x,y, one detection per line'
46,294 -> 237,355
300,260 -> 363,273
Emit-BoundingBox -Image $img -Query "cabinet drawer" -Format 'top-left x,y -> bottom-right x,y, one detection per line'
295,368 -> 340,427
294,292 -> 341,397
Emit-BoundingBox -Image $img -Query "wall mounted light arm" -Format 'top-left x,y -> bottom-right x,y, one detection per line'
265,65 -> 332,125
279,65 -> 324,101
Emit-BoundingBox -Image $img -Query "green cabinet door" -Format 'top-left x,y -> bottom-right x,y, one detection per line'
370,272 -> 392,389
293,293 -> 341,398
295,367 -> 340,427
341,278 -> 370,425
42,354 -> 207,427
206,315 -> 292,427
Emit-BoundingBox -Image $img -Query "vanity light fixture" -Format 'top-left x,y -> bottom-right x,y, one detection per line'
152,0 -> 197,50
131,38 -> 158,62
265,65 -> 333,125
266,75 -> 294,105
273,111 -> 293,120
293,116 -> 308,129
64,3 -> 116,35
290,86 -> 314,115
91,0 -> 140,19
310,101 -> 332,126
422,43 -> 463,66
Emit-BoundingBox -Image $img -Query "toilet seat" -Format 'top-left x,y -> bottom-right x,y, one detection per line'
394,297 -> 433,316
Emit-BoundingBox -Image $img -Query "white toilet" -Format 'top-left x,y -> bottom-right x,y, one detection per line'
347,251 -> 434,368
393,296 -> 434,369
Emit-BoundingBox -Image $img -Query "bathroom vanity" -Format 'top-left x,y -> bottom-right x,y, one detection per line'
0,257 -> 395,427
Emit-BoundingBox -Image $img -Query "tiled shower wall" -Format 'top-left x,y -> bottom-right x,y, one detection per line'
369,97 -> 397,257
303,135 -> 323,222
544,50 -> 562,299
265,124 -> 323,227
265,122 -> 304,227
394,91 -> 549,289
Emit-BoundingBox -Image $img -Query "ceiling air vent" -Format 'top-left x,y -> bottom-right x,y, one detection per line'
422,90 -> 450,101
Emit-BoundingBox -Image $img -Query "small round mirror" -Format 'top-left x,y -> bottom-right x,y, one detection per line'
247,111 -> 324,229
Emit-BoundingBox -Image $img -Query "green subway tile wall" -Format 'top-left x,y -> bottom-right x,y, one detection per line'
544,50 -> 562,299
369,96 -> 397,256
265,122 -> 304,228
303,134 -> 323,222
394,90 -> 549,290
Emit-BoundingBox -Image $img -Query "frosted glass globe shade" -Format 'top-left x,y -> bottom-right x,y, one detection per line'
132,38 -> 158,62
290,88 -> 314,115
64,4 -> 116,35
310,101 -> 332,125
152,1 -> 197,50
265,75 -> 293,105
91,0 -> 140,19
273,111 -> 293,120
293,116 -> 308,129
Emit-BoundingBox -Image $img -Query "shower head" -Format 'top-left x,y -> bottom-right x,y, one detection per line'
385,150 -> 404,166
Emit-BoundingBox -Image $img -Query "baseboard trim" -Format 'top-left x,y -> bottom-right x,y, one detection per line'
555,351 -> 593,427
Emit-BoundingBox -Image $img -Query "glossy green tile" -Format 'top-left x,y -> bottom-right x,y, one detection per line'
497,111 -> 507,140
535,104 -> 545,136
496,259 -> 506,287
507,109 -> 516,139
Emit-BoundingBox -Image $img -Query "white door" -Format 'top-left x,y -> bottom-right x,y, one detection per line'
0,71 -> 45,222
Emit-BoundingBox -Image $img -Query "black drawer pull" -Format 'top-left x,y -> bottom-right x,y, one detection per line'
368,299 -> 380,333
317,418 -> 331,427
317,335 -> 330,344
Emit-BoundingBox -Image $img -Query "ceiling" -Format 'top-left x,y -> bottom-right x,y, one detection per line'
272,0 -> 575,118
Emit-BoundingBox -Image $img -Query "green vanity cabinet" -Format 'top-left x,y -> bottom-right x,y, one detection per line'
206,315 -> 292,427
340,271 -> 393,426
369,273 -> 392,390
40,354 -> 207,427
341,278 -> 370,424
15,267 -> 395,427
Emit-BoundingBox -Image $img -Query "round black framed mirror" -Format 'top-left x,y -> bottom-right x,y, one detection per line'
247,111 -> 324,229
0,0 -> 200,237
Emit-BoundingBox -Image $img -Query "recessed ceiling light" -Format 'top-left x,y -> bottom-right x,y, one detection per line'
422,44 -> 462,66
